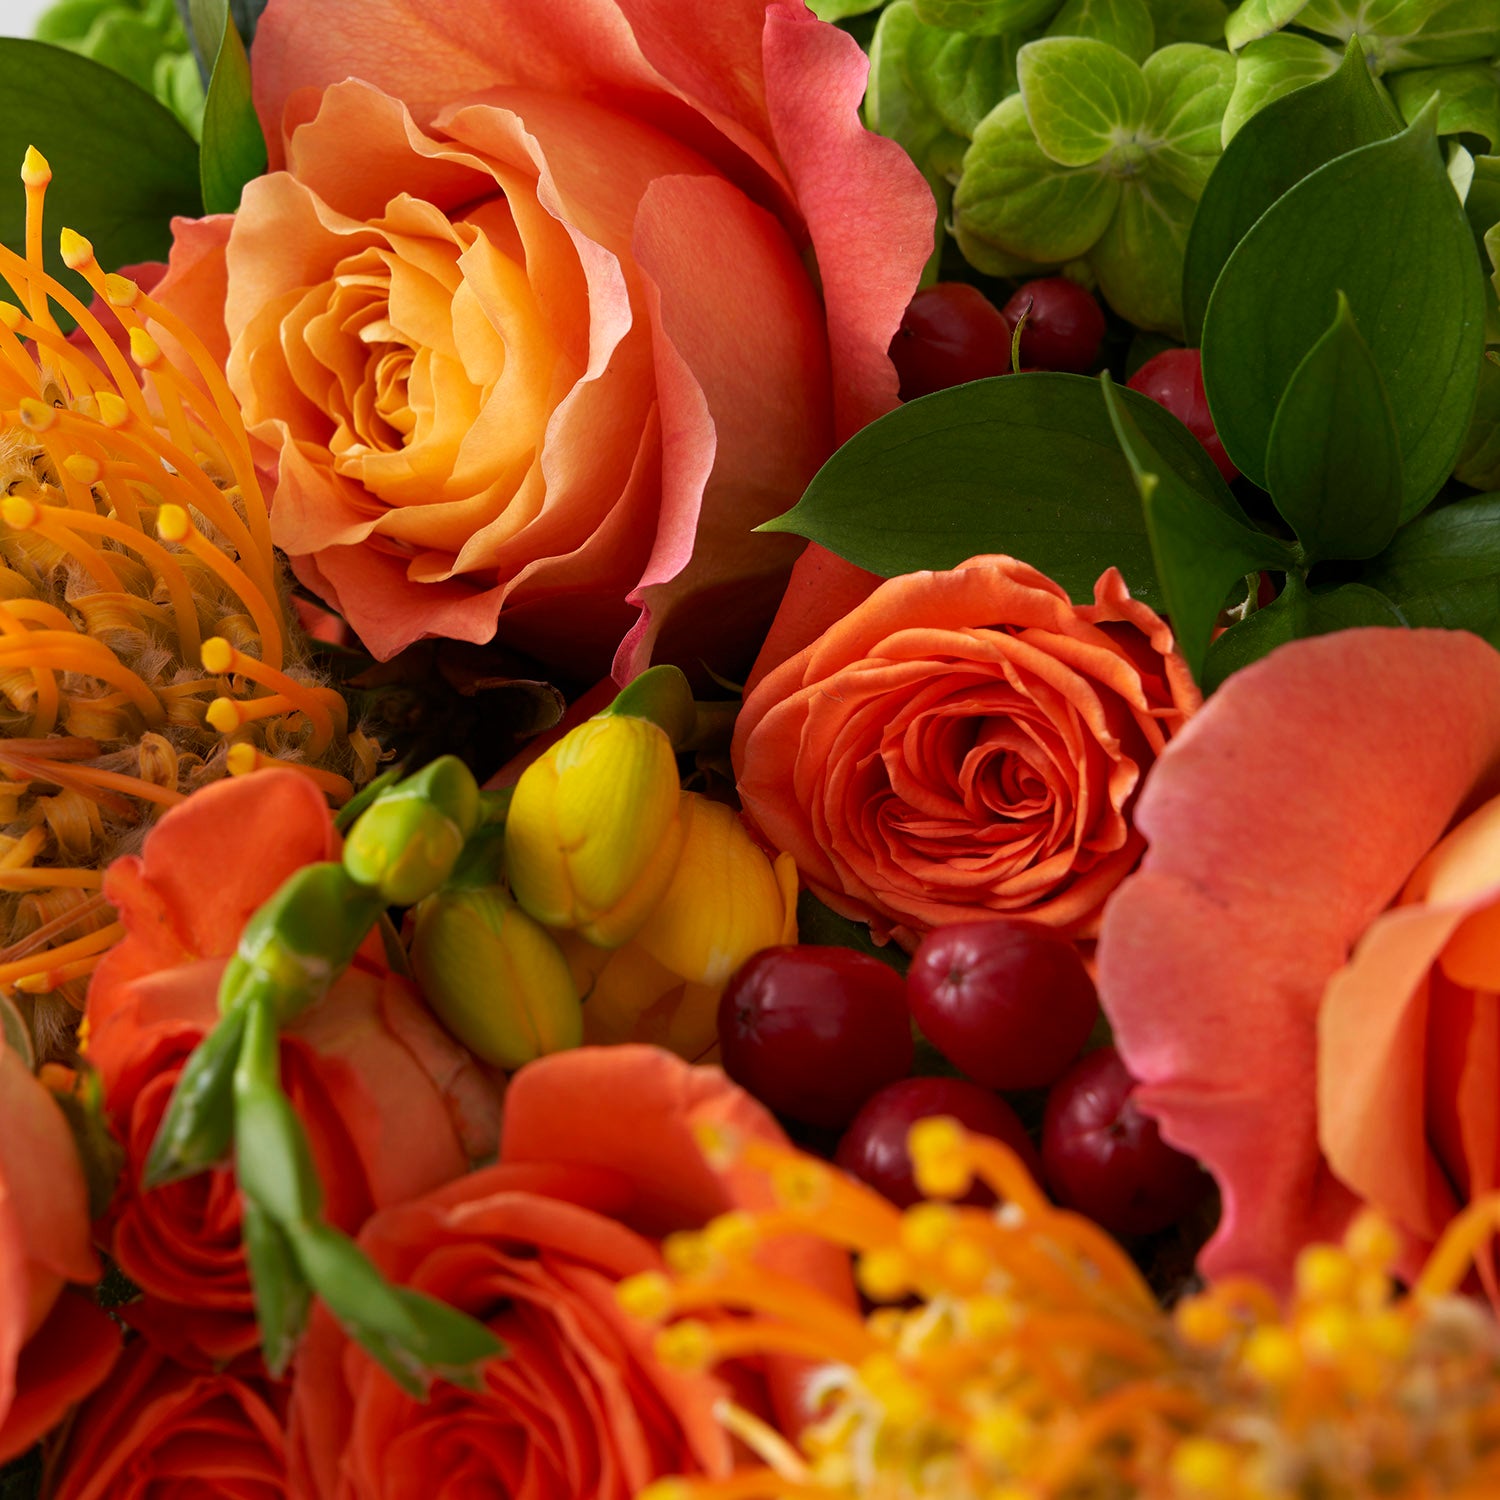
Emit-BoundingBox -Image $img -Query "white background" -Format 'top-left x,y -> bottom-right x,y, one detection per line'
0,0 -> 54,36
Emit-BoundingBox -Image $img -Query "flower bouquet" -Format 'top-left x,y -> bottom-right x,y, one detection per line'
0,0 -> 1497,1494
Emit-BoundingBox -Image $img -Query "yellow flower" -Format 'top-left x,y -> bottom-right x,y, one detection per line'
505,711 -> 684,947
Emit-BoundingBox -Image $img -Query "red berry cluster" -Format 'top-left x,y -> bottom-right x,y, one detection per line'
717,923 -> 1208,1238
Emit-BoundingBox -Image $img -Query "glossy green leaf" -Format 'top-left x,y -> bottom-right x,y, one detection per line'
1225,0 -> 1311,49
916,0 -> 1059,32
1200,101 -> 1487,512
1263,291 -> 1403,561
1203,578 -> 1407,690
1183,39 -> 1399,342
1361,491 -> 1500,642
1220,34 -> 1341,143
189,0 -> 266,213
0,40 -> 200,310
955,94 -> 1120,263
1148,0 -> 1230,47
1046,0 -> 1155,61
1018,38 -> 1148,166
1101,373 -> 1298,679
765,372 -> 1245,606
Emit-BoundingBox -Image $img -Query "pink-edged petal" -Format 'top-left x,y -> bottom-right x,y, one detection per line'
763,3 -> 933,441
1097,628 -> 1500,1292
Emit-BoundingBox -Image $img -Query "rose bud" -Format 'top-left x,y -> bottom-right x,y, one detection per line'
342,756 -> 482,907
411,887 -> 583,1069
632,794 -> 799,987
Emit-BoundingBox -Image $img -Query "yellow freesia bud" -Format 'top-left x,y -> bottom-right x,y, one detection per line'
505,714 -> 684,947
632,793 -> 798,986
410,886 -> 581,1069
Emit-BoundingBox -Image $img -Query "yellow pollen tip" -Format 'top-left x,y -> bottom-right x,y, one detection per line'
703,1211 -> 759,1262
104,272 -> 138,308
909,1116 -> 973,1199
21,147 -> 50,188
226,743 -> 259,776
62,454 -> 100,486
662,1231 -> 713,1278
1175,1295 -> 1235,1348
636,1483 -> 692,1500
206,697 -> 243,734
656,1319 -> 715,1372
58,228 -> 93,270
1169,1436 -> 1240,1493
616,1272 -> 674,1324
772,1159 -> 830,1214
18,397 -> 55,431
964,1293 -> 1016,1339
95,390 -> 129,428
1,494 -> 38,530
199,636 -> 235,675
1295,1244 -> 1357,1305
0,302 -> 22,332
901,1202 -> 957,1259
1299,1303 -> 1356,1364
128,326 -> 162,368
692,1122 -> 741,1171
1345,1209 -> 1401,1271
156,504 -> 191,543
1241,1324 -> 1300,1386
856,1247 -> 911,1303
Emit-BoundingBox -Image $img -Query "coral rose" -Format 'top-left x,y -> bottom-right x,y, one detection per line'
732,553 -> 1199,945
0,1045 -> 119,1462
85,770 -> 502,1365
1096,629 -> 1500,1294
151,0 -> 933,677
51,1342 -> 286,1500
287,1045 -> 852,1500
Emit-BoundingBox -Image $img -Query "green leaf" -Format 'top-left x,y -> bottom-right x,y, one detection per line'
955,94 -> 1120,263
1225,0 -> 1312,49
242,1198 -> 312,1378
1147,0 -> 1230,47
1144,42 -> 1238,161
763,371 -> 1244,605
142,1005 -> 246,1188
0,40 -> 200,311
1391,63 -> 1500,151
796,890 -> 908,976
906,14 -> 1023,141
1203,577 -> 1406,689
1220,34 -> 1342,144
1456,353 -> 1500,490
1101,372 -> 1297,679
189,0 -> 266,214
916,0 -> 1060,32
1018,38 -> 1149,166
1297,0 -> 1500,72
1200,100 -> 1487,513
1046,0 -> 1155,62
1361,490 -> 1500,642
1091,165 -> 1197,333
1263,291 -> 1403,561
1183,39 -> 1399,343
810,0 -> 886,16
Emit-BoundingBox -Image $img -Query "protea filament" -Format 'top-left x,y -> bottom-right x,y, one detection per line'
0,148 -> 374,1053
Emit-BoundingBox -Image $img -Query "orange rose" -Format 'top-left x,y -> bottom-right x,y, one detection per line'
1096,629 -> 1500,1294
732,554 -> 1199,945
85,771 -> 502,1365
51,1342 -> 286,1500
287,1046 -> 852,1500
0,1048 -> 119,1462
150,0 -> 933,678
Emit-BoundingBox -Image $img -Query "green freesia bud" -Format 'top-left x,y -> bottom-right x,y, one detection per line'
220,862 -> 383,1022
506,715 -> 684,947
343,756 -> 481,906
142,1005 -> 247,1188
233,999 -> 324,1226
411,886 -> 582,1069
241,1198 -> 312,1378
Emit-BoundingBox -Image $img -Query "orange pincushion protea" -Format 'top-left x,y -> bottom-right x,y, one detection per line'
621,1121 -> 1500,1500
0,148 -> 374,1053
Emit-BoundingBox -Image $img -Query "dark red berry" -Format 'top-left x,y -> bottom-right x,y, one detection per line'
1001,277 -> 1106,374
906,921 -> 1098,1091
1041,1046 -> 1208,1237
717,946 -> 914,1129
835,1075 -> 1041,1208
889,283 -> 1012,401
1127,348 -> 1239,484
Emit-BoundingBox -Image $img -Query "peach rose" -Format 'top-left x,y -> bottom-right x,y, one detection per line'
1096,629 -> 1500,1293
85,771 -> 502,1365
287,1046 -> 853,1500
150,0 -> 933,678
0,1047 -> 119,1462
732,553 -> 1199,945
51,1342 -> 286,1500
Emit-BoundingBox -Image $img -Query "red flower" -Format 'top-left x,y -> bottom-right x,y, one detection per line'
85,770 -> 502,1365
